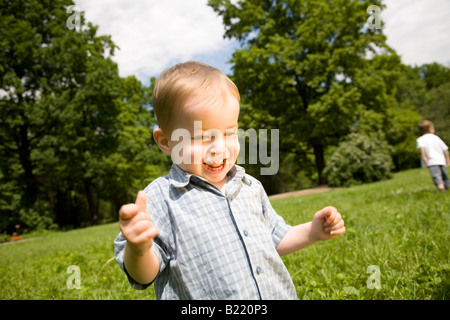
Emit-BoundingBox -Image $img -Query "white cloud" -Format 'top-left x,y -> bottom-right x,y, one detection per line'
73,0 -> 450,85
74,0 -> 234,83
382,0 -> 450,66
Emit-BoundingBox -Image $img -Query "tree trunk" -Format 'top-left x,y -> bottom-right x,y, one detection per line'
18,124 -> 38,208
84,179 -> 98,225
313,143 -> 327,185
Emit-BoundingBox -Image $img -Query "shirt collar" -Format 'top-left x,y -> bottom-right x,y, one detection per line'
168,164 -> 193,188
168,164 -> 251,188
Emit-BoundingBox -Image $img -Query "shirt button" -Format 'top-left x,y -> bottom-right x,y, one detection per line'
256,266 -> 261,275
243,230 -> 249,236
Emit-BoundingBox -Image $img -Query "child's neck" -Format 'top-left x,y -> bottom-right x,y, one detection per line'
213,177 -> 228,195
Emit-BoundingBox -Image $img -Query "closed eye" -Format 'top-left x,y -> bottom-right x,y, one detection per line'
193,135 -> 212,142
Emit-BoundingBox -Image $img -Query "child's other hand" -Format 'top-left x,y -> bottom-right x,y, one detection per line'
311,206 -> 345,241
119,191 -> 159,256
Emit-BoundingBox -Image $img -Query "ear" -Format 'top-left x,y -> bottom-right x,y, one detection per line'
153,127 -> 172,156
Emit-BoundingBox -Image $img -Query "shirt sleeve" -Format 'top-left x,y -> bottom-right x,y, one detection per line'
259,184 -> 292,247
416,137 -> 424,149
114,232 -> 152,290
438,136 -> 448,150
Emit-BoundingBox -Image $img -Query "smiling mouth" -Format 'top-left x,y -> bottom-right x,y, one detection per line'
203,159 -> 226,172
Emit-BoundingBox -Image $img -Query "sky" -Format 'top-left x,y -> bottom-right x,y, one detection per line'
74,0 -> 450,85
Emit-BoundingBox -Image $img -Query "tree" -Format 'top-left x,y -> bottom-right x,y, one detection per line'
50,52 -> 124,226
414,63 -> 450,145
0,0 -> 122,227
209,0 -> 400,185
418,82 -> 450,145
394,63 -> 450,169
323,133 -> 393,187
418,62 -> 450,90
101,76 -> 170,216
0,0 -> 168,232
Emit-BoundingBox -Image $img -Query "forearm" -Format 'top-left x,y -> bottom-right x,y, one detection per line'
445,150 -> 450,165
276,222 -> 317,256
419,147 -> 428,165
123,242 -> 160,285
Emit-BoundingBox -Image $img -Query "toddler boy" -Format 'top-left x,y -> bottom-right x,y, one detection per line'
417,120 -> 450,192
114,61 -> 345,299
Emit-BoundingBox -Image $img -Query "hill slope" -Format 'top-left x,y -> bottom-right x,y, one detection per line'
0,168 -> 448,299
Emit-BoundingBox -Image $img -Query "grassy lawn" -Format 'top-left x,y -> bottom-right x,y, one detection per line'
0,168 -> 448,300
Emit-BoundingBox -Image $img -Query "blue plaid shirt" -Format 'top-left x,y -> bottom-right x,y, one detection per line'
114,164 -> 297,300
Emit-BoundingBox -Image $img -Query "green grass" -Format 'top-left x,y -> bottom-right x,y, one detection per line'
1,168 -> 448,299
275,168 -> 450,300
0,223 -> 156,299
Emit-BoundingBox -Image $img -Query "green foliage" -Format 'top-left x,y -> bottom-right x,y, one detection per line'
209,0 -> 404,184
385,106 -> 423,170
418,62 -> 450,90
210,0 -> 448,187
396,63 -> 450,151
0,1 -> 169,233
0,233 -> 11,243
418,82 -> 450,145
323,133 -> 393,187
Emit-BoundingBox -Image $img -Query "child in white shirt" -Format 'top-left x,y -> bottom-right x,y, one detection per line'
417,120 -> 450,192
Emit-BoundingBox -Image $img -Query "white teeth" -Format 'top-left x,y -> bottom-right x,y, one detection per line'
203,161 -> 225,171
204,160 -> 222,165
204,160 -> 224,166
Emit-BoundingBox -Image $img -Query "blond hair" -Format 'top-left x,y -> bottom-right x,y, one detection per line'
152,61 -> 240,132
418,120 -> 434,134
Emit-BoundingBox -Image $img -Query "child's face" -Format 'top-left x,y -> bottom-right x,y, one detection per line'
429,126 -> 435,134
167,90 -> 240,188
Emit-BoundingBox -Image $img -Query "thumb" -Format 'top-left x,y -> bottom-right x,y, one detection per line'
135,190 -> 147,213
315,206 -> 337,223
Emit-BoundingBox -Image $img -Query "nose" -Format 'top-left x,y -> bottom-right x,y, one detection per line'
206,136 -> 228,162
210,136 -> 225,156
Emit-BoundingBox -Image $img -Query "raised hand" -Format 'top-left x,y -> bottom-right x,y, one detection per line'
119,191 -> 159,256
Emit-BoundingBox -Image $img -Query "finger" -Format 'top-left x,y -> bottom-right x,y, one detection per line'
315,206 -> 334,220
120,213 -> 152,240
327,212 -> 342,227
131,219 -> 154,236
135,190 -> 147,213
325,220 -> 344,232
330,226 -> 346,236
145,225 -> 159,239
133,225 -> 159,244
119,203 -> 140,221
322,207 -> 338,226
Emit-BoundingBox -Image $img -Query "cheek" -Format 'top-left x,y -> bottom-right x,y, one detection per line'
227,138 -> 240,161
184,138 -> 240,164
189,143 -> 204,164
170,141 -> 204,165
